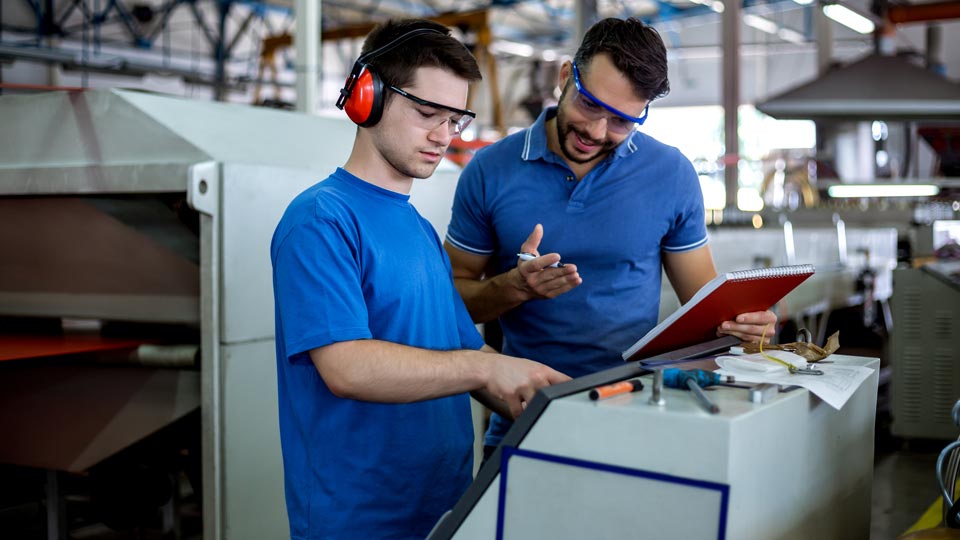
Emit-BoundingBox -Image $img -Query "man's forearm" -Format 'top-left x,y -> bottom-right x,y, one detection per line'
311,339 -> 489,403
454,271 -> 528,323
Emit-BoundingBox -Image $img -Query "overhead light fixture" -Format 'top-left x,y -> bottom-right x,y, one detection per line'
689,0 -> 724,13
488,40 -> 534,58
743,14 -> 806,44
827,184 -> 940,198
743,14 -> 779,35
777,27 -> 806,44
792,0 -> 815,5
822,3 -> 876,34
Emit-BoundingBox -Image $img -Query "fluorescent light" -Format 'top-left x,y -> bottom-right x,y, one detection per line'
822,4 -> 876,34
744,14 -> 779,35
489,40 -> 534,57
743,14 -> 806,44
827,184 -> 940,198
777,27 -> 806,44
689,0 -> 724,13
793,0 -> 815,5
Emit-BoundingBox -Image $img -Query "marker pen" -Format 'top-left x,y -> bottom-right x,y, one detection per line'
589,379 -> 644,401
516,252 -> 563,268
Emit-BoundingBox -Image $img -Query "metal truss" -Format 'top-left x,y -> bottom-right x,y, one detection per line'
0,0 -> 295,98
0,0 -> 818,99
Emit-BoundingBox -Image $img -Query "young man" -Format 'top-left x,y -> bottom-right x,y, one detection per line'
270,19 -> 569,540
444,18 -> 777,455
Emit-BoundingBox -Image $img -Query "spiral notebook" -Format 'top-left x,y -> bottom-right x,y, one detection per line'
622,264 -> 816,362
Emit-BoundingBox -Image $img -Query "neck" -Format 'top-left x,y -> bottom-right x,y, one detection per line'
343,135 -> 414,195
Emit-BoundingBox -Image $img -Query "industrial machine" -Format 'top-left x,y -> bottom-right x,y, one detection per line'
0,88 -> 464,539
429,343 -> 880,540
891,261 -> 960,440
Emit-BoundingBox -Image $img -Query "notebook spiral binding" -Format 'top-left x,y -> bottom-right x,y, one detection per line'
728,264 -> 816,281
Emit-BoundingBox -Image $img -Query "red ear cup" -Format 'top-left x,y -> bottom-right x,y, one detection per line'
343,66 -> 384,127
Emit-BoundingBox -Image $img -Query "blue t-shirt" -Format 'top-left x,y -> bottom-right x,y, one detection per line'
446,107 -> 707,446
271,168 -> 485,540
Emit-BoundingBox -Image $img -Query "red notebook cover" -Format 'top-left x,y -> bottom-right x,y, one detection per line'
622,264 -> 815,361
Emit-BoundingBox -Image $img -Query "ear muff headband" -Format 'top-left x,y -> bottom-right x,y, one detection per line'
336,27 -> 446,127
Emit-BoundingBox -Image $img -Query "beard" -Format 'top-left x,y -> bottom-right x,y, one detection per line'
555,85 -> 618,164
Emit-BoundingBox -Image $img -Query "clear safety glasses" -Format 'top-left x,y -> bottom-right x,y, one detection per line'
387,85 -> 476,136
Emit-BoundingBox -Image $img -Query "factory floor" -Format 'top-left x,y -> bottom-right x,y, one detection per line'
872,420 -> 950,540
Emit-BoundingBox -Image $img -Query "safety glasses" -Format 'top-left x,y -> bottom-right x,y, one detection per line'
570,62 -> 648,134
387,85 -> 476,136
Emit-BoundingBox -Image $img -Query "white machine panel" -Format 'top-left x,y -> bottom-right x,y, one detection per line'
441,355 -> 878,540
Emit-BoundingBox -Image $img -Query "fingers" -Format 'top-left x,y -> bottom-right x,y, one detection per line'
518,253 -> 562,272
490,358 -> 569,419
506,397 -> 524,419
734,310 -> 778,326
717,310 -> 778,342
518,262 -> 582,299
503,385 -> 536,419
520,224 -> 544,255
718,324 -> 773,343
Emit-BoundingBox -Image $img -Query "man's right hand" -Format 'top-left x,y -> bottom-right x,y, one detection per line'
483,352 -> 571,419
512,224 -> 582,301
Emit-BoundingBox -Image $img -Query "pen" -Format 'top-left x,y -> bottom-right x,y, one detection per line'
589,379 -> 644,401
516,252 -> 564,268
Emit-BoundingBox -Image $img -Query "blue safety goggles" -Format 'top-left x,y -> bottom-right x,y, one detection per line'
571,62 -> 649,128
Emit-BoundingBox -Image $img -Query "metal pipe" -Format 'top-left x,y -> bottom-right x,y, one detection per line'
722,0 -> 740,208
888,1 -> 960,24
295,0 -> 319,114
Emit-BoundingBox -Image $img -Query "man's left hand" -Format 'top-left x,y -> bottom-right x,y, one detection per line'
717,310 -> 778,343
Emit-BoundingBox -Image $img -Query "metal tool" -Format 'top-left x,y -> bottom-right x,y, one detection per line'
662,368 -> 722,414
648,368 -> 666,407
685,378 -> 720,414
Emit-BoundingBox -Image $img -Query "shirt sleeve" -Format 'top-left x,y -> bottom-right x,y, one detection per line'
445,157 -> 496,256
662,154 -> 708,253
273,217 -> 372,362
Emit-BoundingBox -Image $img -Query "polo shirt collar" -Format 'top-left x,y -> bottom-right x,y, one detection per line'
521,106 -> 641,163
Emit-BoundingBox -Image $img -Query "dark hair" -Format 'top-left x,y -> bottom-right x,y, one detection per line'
361,19 -> 482,102
573,17 -> 670,102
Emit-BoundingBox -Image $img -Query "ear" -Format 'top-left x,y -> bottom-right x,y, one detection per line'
558,60 -> 573,90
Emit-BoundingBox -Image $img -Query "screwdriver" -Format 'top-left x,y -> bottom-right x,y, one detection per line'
662,368 -> 733,414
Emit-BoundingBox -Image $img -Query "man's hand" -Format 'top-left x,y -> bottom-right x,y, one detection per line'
717,310 -> 778,343
483,353 -> 571,419
512,224 -> 582,301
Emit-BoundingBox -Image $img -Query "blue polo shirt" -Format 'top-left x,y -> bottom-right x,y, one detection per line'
446,107 -> 707,446
272,168 -> 485,540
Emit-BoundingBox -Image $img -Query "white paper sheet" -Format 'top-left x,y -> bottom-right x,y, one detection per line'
715,352 -> 875,410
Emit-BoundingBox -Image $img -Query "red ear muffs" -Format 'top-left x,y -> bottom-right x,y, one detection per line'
336,28 -> 445,126
343,66 -> 385,128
